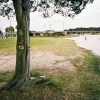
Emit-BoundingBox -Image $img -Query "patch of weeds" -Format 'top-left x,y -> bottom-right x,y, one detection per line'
80,80 -> 100,100
30,70 -> 62,90
30,70 -> 43,77
0,71 -> 14,82
84,55 -> 100,74
48,78 -> 62,90
70,57 -> 83,70
90,57 -> 100,74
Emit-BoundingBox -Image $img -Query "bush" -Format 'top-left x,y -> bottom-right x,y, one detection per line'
30,71 -> 43,77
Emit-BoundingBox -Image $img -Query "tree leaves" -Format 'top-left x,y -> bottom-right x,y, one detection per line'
0,0 -> 9,3
5,26 -> 14,33
0,0 -> 94,18
0,0 -> 14,18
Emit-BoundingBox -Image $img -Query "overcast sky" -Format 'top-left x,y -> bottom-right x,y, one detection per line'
0,0 -> 100,32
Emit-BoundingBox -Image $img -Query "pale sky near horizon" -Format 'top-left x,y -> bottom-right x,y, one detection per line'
0,0 -> 100,32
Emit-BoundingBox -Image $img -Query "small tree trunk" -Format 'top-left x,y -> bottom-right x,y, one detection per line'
1,0 -> 31,91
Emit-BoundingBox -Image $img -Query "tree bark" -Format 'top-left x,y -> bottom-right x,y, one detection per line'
1,0 -> 31,91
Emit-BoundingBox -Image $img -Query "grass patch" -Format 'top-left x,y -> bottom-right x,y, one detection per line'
0,36 -> 82,56
30,70 -> 43,77
0,37 -> 16,55
30,36 -> 83,56
69,53 -> 100,99
48,78 -> 62,90
0,71 -> 14,82
30,70 -> 62,90
85,55 -> 100,74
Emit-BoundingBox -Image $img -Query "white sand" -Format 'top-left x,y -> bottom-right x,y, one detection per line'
0,52 -> 76,72
68,35 -> 100,56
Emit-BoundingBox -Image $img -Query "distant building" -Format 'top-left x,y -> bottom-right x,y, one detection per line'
30,31 -> 44,36
31,31 -> 36,36
46,30 -> 54,34
63,30 -> 67,36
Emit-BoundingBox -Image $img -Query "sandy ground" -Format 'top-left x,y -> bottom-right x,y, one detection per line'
67,35 -> 100,56
0,51 -> 76,72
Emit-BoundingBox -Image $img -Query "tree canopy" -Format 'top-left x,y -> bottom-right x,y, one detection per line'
0,0 -> 94,18
5,26 -> 14,33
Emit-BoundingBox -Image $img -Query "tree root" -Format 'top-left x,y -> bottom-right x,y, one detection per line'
0,77 -> 26,91
26,76 -> 51,85
0,76 -> 51,92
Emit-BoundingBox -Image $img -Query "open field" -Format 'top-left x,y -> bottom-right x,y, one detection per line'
0,36 -> 100,100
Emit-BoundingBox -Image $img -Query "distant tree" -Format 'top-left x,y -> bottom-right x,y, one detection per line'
0,0 -> 94,91
9,26 -> 14,32
0,30 -> 3,38
9,26 -> 14,36
5,26 -> 14,36
68,27 -> 100,32
15,25 -> 17,30
5,27 -> 9,34
0,30 -> 2,34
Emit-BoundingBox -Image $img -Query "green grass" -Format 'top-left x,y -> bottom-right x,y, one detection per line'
30,36 -> 82,56
0,36 -> 82,56
0,37 -> 16,55
30,70 -> 43,77
0,36 -> 100,100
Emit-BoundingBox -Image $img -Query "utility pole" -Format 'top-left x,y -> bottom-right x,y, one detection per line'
10,18 -> 11,26
50,24 -> 51,30
93,27 -> 94,34
44,25 -> 45,32
63,20 -> 64,31
10,18 -> 12,37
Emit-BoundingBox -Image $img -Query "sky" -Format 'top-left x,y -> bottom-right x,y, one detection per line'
0,0 -> 100,32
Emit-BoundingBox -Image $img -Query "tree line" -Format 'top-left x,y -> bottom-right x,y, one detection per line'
65,27 -> 100,31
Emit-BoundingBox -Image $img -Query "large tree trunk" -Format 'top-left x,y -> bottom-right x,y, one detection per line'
2,0 -> 31,91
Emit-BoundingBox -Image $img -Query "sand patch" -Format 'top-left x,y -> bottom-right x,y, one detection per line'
0,51 -> 76,72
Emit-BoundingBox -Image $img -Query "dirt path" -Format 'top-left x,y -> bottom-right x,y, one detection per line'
0,51 -> 76,72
